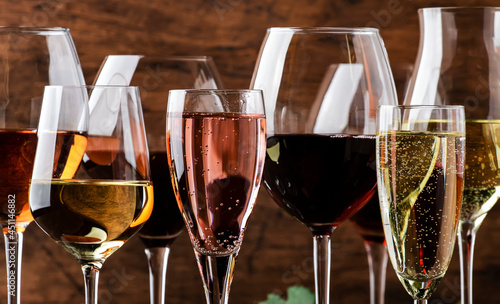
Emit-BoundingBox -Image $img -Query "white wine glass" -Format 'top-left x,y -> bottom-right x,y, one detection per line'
96,55 -> 224,304
0,27 -> 85,304
250,27 -> 397,304
376,105 -> 465,303
403,8 -> 500,303
29,85 -> 153,304
166,89 -> 266,304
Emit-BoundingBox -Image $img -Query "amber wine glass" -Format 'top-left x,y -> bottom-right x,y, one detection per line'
250,27 -> 397,304
0,27 -> 84,304
376,105 -> 465,303
166,89 -> 266,304
29,85 -> 153,304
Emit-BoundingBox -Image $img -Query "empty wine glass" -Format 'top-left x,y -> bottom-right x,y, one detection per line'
166,89 -> 266,304
0,27 -> 85,304
29,85 -> 153,304
403,7 -> 500,303
250,27 -> 397,304
376,105 -> 465,303
96,55 -> 224,304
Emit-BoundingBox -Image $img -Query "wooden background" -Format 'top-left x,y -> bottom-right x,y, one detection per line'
1,0 -> 500,303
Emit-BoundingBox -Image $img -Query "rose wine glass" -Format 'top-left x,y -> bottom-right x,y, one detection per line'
403,8 -> 500,303
250,27 -> 397,304
0,27 -> 84,304
166,89 -> 266,304
97,55 -> 224,304
376,105 -> 465,303
350,195 -> 387,304
29,85 -> 153,304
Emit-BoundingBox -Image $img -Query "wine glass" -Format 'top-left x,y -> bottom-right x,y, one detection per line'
166,89 -> 266,304
376,105 -> 465,303
250,27 -> 397,304
347,63 -> 414,304
96,55 -> 224,304
349,195 -> 388,304
0,27 -> 85,304
403,7 -> 500,303
29,85 -> 153,304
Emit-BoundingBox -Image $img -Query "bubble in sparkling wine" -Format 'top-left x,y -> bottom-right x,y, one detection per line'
170,112 -> 266,256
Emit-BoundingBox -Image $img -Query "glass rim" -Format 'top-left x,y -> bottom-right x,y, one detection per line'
378,105 -> 465,110
169,89 -> 263,95
267,27 -> 379,34
0,26 -> 69,34
418,7 -> 500,13
105,54 -> 214,62
45,84 -> 140,90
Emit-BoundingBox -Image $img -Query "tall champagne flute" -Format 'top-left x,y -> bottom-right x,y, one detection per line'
97,55 -> 224,304
250,27 -> 397,304
350,195 -> 387,304
0,27 -> 84,304
166,89 -> 266,304
377,105 -> 465,303
403,8 -> 500,303
29,85 -> 153,304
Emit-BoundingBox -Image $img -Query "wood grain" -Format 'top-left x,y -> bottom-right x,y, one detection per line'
0,0 -> 500,303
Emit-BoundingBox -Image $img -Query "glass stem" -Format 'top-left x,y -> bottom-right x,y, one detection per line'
145,246 -> 171,304
364,241 -> 388,304
414,300 -> 428,304
458,221 -> 476,304
3,230 -> 24,304
313,234 -> 331,304
82,264 -> 101,304
194,251 -> 237,304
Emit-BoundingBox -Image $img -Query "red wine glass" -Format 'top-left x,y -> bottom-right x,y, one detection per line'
350,195 -> 388,304
96,55 -> 224,304
30,85 -> 153,304
250,27 -> 397,304
166,89 -> 266,304
0,27 -> 85,304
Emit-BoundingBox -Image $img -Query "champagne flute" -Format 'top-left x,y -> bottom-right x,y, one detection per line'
0,27 -> 84,304
403,8 -> 500,303
29,85 -> 153,304
250,27 -> 397,304
350,195 -> 388,304
376,105 -> 465,303
166,89 -> 266,304
96,55 -> 224,304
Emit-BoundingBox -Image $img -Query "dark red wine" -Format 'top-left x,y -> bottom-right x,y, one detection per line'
138,152 -> 185,248
264,134 -> 376,235
168,112 -> 266,256
350,193 -> 385,244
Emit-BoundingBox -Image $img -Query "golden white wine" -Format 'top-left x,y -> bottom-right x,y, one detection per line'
30,180 -> 153,265
462,120 -> 500,225
377,130 -> 464,300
